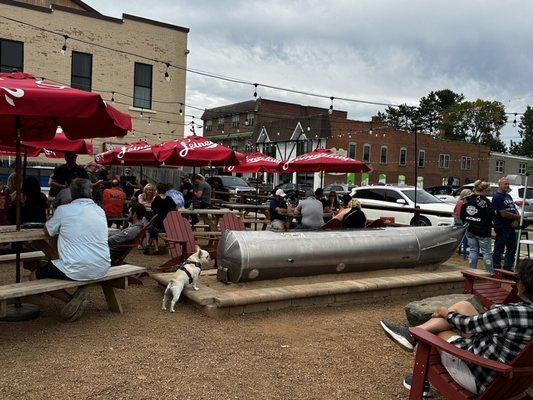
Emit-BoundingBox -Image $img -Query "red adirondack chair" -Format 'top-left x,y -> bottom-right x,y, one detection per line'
408,327 -> 533,399
219,213 -> 245,233
157,211 -> 216,272
462,269 -> 523,308
110,215 -> 157,266
320,218 -> 342,230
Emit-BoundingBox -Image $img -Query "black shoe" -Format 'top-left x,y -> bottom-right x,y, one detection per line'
143,247 -> 150,255
380,320 -> 416,351
403,373 -> 430,396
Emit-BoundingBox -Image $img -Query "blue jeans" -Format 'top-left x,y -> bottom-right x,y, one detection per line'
492,227 -> 517,271
466,233 -> 493,275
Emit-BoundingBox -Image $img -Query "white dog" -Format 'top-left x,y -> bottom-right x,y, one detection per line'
161,246 -> 211,312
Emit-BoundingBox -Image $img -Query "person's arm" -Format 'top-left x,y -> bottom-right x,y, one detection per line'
108,227 -> 135,246
444,306 -> 511,335
294,203 -> 302,216
499,210 -> 521,220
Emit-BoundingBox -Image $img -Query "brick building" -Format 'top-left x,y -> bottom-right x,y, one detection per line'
0,0 -> 189,164
489,152 -> 532,184
202,98 -> 490,189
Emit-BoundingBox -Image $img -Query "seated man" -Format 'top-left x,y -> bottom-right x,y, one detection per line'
380,259 -> 533,396
108,203 -> 146,265
294,188 -> 325,230
102,179 -> 126,226
30,178 -> 111,322
269,189 -> 288,231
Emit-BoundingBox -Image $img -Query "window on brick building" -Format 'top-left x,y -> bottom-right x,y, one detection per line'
246,112 -> 254,126
362,144 -> 371,163
461,156 -> 472,170
438,154 -> 450,168
133,62 -> 152,109
519,162 -> 527,175
205,120 -> 212,132
297,140 -> 312,156
418,150 -> 426,167
217,117 -> 224,130
399,147 -> 407,166
0,39 -> 23,72
71,51 -> 92,91
232,115 -> 239,128
348,142 -> 356,159
495,160 -> 505,173
380,146 -> 388,164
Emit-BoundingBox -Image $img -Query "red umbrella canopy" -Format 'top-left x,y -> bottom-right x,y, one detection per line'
152,135 -> 240,166
0,127 -> 93,157
226,151 -> 282,173
0,72 -> 131,142
94,140 -> 161,166
280,148 -> 372,173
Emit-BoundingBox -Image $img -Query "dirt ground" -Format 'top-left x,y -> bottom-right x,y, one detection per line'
0,250 -> 522,400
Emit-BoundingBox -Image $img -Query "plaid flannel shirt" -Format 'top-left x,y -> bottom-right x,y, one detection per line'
446,302 -> 533,393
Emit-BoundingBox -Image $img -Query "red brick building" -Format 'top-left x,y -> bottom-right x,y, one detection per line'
201,99 -> 490,188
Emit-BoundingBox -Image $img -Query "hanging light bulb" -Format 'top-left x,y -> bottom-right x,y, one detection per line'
140,109 -> 144,118
132,129 -> 135,137
111,91 -> 115,103
179,103 -> 183,116
148,117 -> 151,126
369,126 -> 373,135
328,96 -> 334,115
513,113 -> 517,127
253,83 -> 258,98
60,35 -> 68,56
164,63 -> 171,82
307,125 -> 311,132
348,133 -> 352,138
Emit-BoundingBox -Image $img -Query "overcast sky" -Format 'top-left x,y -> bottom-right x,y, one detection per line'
86,0 -> 533,143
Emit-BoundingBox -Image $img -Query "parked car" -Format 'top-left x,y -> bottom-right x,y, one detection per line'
453,183 -> 533,218
323,183 -> 355,198
350,185 -> 454,226
272,182 -> 312,198
426,185 -> 457,204
207,175 -> 257,204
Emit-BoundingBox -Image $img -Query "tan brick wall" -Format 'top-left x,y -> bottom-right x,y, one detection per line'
0,2 -> 188,165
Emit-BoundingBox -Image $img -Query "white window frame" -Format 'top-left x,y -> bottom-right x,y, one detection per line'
418,149 -> 426,167
461,156 -> 472,171
362,144 -> 371,163
438,154 -> 450,169
246,112 -> 254,126
519,162 -> 527,175
205,119 -> 212,132
231,115 -> 239,128
348,142 -> 356,159
380,146 -> 388,164
495,160 -> 505,173
217,117 -> 224,130
399,147 -> 407,166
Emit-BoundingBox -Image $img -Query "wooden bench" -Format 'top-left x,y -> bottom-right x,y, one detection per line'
0,264 -> 145,317
0,251 -> 46,264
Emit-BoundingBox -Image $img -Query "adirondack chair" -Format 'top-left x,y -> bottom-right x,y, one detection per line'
408,327 -> 533,400
109,215 -> 157,266
462,269 -> 523,309
219,213 -> 245,233
157,211 -> 216,272
320,218 -> 342,230
365,219 -> 386,228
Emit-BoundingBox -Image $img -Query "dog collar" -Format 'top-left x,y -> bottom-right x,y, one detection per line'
177,261 -> 202,284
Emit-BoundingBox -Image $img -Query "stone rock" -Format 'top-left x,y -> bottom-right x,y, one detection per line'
405,294 -> 476,326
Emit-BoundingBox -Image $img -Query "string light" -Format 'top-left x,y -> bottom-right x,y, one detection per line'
148,117 -> 151,126
164,62 -> 171,82
111,91 -> 115,103
253,83 -> 258,98
513,113 -> 517,127
369,123 -> 373,135
60,34 -> 68,56
329,97 -> 334,115
140,109 -> 144,118
179,103 -> 183,116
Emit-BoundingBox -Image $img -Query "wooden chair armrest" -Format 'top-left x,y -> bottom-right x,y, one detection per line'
494,269 -> 517,280
109,243 -> 135,250
461,270 -> 516,286
409,328 -> 513,374
162,237 -> 187,245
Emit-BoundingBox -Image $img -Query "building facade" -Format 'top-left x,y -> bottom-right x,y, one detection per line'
203,98 -> 490,189
489,152 -> 532,184
0,0 -> 189,164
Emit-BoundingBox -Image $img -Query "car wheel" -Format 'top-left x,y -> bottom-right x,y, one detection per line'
410,216 -> 431,226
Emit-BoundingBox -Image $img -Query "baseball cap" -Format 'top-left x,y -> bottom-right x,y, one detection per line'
275,189 -> 286,197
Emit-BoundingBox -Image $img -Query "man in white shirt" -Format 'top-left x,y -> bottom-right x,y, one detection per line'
30,178 -> 111,321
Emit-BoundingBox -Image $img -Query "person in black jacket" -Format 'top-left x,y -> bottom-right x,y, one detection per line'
460,180 -> 495,275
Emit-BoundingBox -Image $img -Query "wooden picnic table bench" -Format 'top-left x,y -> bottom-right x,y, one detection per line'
0,250 -> 46,264
0,264 -> 146,317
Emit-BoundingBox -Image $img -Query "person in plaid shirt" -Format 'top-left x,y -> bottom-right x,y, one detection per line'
380,259 -> 533,395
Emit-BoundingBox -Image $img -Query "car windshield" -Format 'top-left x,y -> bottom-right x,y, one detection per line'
220,176 -> 249,186
518,188 -> 533,198
401,189 -> 443,204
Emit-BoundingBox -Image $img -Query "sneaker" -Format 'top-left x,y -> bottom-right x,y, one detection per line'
61,288 -> 86,320
67,299 -> 87,322
403,373 -> 430,396
143,247 -> 150,255
380,320 -> 416,351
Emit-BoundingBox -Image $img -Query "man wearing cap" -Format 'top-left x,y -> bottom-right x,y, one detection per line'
294,188 -> 325,229
269,189 -> 288,231
49,153 -> 89,197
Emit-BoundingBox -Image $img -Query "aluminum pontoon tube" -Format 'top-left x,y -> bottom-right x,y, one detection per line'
216,225 -> 467,283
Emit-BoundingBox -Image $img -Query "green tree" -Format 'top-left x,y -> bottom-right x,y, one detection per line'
509,106 -> 533,157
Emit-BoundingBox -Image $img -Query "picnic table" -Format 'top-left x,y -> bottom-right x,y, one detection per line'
178,208 -> 240,232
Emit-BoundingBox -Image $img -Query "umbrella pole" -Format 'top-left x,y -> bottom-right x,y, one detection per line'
140,165 -> 143,182
1,116 -> 40,321
22,150 -> 27,180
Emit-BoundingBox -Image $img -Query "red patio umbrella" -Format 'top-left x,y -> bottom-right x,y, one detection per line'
0,72 -> 131,320
94,139 -> 161,166
280,148 -> 371,173
152,135 -> 240,166
225,151 -> 282,173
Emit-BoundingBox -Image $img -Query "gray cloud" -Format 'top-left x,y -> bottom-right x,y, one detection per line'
86,0 -> 533,142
